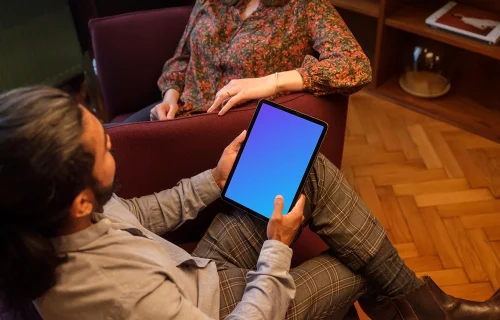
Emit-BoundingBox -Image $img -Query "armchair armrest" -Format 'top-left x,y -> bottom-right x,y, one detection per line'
107,93 -> 347,199
106,93 -> 347,266
89,7 -> 192,119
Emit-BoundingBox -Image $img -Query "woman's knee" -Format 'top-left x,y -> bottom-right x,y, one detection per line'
123,102 -> 160,123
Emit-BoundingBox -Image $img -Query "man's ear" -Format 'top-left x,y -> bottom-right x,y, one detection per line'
70,188 -> 95,219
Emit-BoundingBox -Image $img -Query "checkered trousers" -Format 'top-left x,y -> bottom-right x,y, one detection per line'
192,154 -> 388,319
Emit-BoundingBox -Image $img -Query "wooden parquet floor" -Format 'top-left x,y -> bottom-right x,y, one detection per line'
344,91 -> 500,319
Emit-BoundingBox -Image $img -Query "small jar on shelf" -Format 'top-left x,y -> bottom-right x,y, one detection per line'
399,41 -> 452,99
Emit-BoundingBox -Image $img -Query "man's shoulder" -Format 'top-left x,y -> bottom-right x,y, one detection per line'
75,227 -> 175,272
37,237 -> 171,319
102,196 -> 141,223
36,251 -> 126,319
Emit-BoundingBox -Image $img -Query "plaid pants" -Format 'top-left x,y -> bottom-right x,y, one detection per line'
192,154 -> 388,319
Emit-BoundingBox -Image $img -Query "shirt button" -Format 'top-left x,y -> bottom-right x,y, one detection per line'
103,219 -> 111,225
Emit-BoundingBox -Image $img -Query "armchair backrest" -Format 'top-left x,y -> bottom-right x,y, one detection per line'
106,93 -> 348,249
107,93 -> 348,199
89,7 -> 192,119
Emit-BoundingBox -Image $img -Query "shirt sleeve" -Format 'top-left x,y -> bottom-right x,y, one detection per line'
295,0 -> 372,96
115,170 -> 221,235
157,0 -> 204,96
134,279 -> 216,320
226,240 -> 295,319
133,240 -> 294,320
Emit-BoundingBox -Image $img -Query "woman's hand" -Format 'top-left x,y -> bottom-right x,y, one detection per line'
150,89 -> 180,121
207,75 -> 276,116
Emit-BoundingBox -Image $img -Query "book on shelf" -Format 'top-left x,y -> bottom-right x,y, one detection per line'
425,1 -> 500,45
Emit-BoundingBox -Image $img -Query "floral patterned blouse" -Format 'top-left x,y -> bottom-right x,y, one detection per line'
157,0 -> 372,116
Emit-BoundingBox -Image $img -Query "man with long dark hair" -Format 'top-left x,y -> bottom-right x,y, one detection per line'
0,87 -> 498,319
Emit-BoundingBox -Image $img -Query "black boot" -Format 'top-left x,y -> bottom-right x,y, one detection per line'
360,276 -> 500,319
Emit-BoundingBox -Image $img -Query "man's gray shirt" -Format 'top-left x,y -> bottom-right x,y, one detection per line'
35,170 -> 295,319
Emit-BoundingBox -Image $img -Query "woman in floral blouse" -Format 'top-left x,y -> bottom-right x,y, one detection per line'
124,0 -> 372,121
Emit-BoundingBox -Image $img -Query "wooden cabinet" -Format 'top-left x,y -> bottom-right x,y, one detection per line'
332,0 -> 500,142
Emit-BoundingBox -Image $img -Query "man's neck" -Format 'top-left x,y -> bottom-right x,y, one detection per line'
58,215 -> 93,236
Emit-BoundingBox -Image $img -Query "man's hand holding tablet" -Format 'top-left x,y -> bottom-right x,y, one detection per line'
213,99 -> 327,245
220,99 -> 326,220
212,130 -> 306,246
211,130 -> 248,190
267,194 -> 305,246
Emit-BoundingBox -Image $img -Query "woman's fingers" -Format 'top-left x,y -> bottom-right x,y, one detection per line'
209,84 -> 238,113
150,103 -> 176,121
166,104 -> 178,120
208,95 -> 224,113
150,107 -> 159,121
218,93 -> 243,116
156,104 -> 168,121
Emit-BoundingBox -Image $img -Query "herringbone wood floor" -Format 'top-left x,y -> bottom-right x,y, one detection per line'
344,91 -> 500,319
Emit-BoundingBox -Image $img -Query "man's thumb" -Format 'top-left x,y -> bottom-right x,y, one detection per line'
272,195 -> 284,219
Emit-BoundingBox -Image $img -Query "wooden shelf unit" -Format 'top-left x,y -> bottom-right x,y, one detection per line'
372,76 -> 500,142
385,4 -> 500,60
331,0 -> 380,18
332,0 -> 500,142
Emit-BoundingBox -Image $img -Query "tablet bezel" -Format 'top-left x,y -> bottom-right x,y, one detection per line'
220,99 -> 328,222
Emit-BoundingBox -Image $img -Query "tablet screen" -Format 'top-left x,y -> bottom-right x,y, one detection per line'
223,101 -> 327,219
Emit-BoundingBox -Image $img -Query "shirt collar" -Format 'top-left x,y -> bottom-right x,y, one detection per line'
51,215 -> 112,253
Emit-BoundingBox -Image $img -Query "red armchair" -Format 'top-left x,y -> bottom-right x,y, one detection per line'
90,5 -> 351,275
3,93 -> 351,320
88,6 -> 351,267
89,5 -> 355,319
106,92 -> 349,265
89,6 -> 194,122
0,6 -> 355,320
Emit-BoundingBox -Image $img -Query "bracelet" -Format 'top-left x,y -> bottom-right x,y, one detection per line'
275,72 -> 279,95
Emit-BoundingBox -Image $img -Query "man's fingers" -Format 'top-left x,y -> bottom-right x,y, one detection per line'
290,194 -> 306,221
293,194 -> 306,210
236,129 -> 247,143
271,195 -> 284,221
166,105 -> 178,120
227,130 -> 247,151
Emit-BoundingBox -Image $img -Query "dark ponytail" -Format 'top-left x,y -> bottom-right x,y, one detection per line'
0,87 -> 95,318
0,227 -> 66,318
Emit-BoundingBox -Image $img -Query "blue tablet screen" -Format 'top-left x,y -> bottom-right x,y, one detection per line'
224,102 -> 325,219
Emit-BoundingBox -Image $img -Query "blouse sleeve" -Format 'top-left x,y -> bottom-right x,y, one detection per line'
157,0 -> 204,96
295,0 -> 372,96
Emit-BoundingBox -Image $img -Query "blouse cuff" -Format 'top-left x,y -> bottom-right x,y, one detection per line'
295,55 -> 322,96
295,68 -> 312,93
160,84 -> 183,98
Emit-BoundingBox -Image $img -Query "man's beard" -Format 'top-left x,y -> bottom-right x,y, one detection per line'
92,177 -> 118,212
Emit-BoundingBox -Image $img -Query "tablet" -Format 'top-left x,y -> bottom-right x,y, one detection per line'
221,99 -> 328,221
